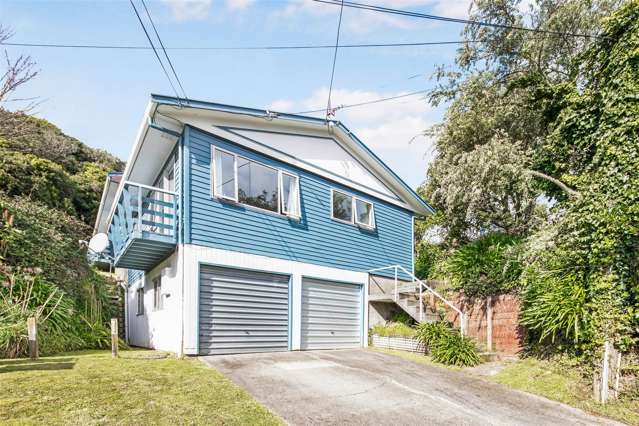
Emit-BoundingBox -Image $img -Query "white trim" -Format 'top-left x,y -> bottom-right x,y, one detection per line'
280,170 -> 301,219
330,189 -> 376,230
211,146 -> 303,219
173,115 -> 415,211
180,243 -> 369,353
211,146 -> 238,202
354,197 -> 375,229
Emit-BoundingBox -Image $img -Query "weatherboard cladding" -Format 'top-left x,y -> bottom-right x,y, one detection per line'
186,126 -> 413,276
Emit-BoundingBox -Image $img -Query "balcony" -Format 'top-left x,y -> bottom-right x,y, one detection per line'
108,181 -> 178,271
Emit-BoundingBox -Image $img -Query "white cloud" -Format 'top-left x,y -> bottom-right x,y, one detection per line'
275,0 -> 472,32
162,0 -> 254,21
268,87 -> 439,187
225,0 -> 255,10
162,0 -> 212,21
267,99 -> 294,112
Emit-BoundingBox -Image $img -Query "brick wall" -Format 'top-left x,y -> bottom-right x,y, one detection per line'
443,293 -> 524,355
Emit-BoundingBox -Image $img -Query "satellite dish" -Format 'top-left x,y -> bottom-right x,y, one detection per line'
88,233 -> 109,254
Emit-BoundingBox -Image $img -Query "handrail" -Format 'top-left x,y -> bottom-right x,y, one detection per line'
123,180 -> 178,196
108,180 -> 178,262
368,264 -> 466,336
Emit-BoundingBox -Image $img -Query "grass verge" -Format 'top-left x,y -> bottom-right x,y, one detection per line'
0,349 -> 282,426
489,358 -> 638,425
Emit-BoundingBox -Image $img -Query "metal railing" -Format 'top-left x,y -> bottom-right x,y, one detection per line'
368,264 -> 466,336
108,181 -> 178,260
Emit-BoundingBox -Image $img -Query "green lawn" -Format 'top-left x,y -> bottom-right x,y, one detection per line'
490,358 -> 638,425
0,350 -> 282,426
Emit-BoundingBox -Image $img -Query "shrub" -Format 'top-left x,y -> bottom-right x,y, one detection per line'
431,332 -> 482,367
370,322 -> 416,338
415,321 -> 481,367
415,321 -> 451,346
0,269 -> 119,357
391,311 -> 413,325
445,232 -> 523,298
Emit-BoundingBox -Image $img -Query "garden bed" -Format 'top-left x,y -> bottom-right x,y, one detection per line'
371,335 -> 425,353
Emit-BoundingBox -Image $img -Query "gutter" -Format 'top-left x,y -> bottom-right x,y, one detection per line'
151,94 -> 435,216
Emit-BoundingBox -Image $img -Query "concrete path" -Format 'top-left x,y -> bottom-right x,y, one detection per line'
201,349 -> 620,426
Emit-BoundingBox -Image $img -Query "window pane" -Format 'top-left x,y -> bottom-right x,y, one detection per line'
215,150 -> 235,198
281,174 -> 299,216
237,157 -> 279,212
332,191 -> 352,222
355,199 -> 373,227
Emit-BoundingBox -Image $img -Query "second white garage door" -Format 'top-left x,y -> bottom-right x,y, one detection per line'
301,278 -> 363,350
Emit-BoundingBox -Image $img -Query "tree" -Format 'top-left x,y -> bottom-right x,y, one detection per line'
0,25 -> 38,112
521,0 -> 639,351
422,0 -> 615,243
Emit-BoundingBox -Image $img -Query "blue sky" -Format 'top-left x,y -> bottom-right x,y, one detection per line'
0,0 -> 472,188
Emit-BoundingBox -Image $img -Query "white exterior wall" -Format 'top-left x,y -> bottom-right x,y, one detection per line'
182,243 -> 369,355
126,249 -> 183,354
125,244 -> 369,355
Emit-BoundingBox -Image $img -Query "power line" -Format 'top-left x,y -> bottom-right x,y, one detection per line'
0,40 -> 478,51
312,0 -> 604,40
129,0 -> 183,103
293,89 -> 428,115
326,0 -> 344,119
140,0 -> 188,100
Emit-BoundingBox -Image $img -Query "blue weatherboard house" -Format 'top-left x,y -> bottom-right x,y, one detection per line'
93,94 -> 445,356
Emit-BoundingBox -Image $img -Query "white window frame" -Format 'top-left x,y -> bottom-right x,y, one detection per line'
354,197 -> 375,229
279,171 -> 301,219
211,146 -> 238,202
153,276 -> 162,311
330,189 -> 376,230
211,146 -> 301,219
136,287 -> 144,316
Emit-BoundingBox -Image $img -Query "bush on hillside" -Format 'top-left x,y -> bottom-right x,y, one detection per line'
0,110 -> 123,174
0,194 -> 119,357
444,233 -> 523,298
0,269 -> 117,357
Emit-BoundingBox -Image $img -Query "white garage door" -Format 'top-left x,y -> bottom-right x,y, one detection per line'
199,266 -> 290,355
301,278 -> 362,350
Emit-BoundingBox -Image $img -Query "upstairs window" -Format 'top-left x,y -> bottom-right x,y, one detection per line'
331,190 -> 375,229
237,157 -> 279,213
355,198 -> 374,228
332,190 -> 353,223
213,149 -> 237,200
211,147 -> 300,218
280,172 -> 300,217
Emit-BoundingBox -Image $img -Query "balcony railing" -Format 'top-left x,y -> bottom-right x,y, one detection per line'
108,181 -> 178,271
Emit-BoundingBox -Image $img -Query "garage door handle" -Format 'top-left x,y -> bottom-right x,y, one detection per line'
330,331 -> 335,335
245,331 -> 250,335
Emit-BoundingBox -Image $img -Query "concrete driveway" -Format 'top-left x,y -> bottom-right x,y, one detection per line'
201,349 -> 618,426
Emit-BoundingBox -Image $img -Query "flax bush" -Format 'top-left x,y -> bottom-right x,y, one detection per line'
415,321 -> 481,367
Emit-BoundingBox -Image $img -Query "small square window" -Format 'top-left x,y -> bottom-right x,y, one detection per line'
332,191 -> 353,223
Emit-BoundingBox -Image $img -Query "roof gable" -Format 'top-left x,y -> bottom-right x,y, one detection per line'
224,127 -> 401,201
120,94 -> 434,216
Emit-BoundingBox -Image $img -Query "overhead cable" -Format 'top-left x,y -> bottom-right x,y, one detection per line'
312,0 -> 604,40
